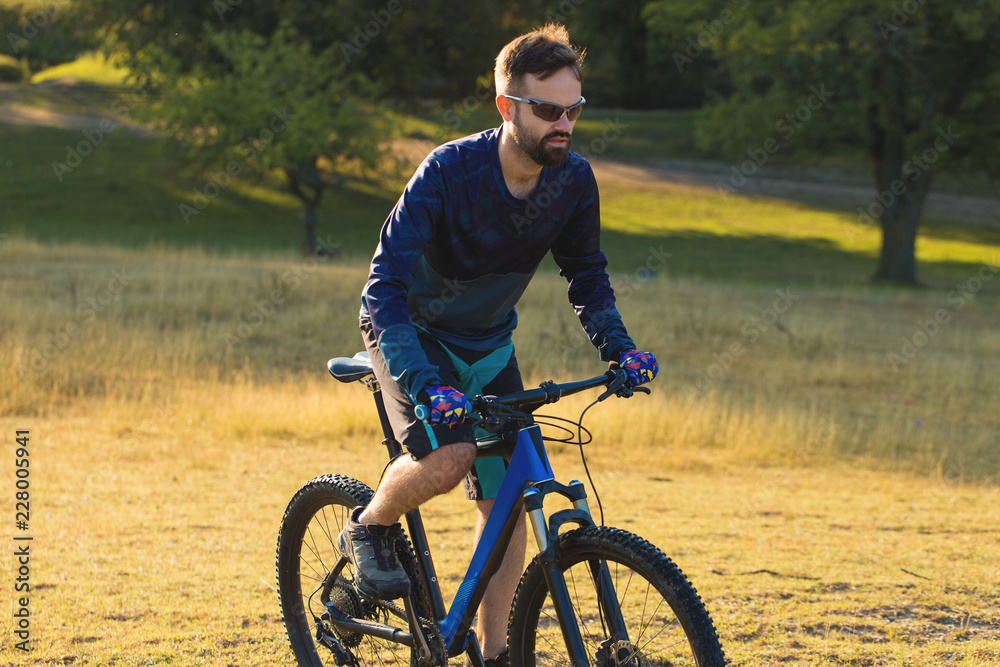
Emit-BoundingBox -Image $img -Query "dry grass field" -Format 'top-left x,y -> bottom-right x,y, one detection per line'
1,236 -> 998,665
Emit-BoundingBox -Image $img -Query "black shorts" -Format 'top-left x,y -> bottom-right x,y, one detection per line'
360,319 -> 523,500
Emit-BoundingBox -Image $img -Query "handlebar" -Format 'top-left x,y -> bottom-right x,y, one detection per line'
413,368 -> 649,424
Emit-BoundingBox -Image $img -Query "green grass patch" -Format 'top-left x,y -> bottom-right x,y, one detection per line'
0,123 -> 394,256
597,185 -> 1000,288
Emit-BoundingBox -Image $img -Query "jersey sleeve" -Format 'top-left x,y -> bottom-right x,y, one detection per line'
551,164 -> 636,362
362,158 -> 446,401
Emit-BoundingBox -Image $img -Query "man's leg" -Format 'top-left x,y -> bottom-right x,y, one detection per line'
474,498 -> 526,661
361,442 -> 477,525
340,442 -> 476,599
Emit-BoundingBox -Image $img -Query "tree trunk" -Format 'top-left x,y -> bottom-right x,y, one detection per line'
873,172 -> 931,284
302,203 -> 318,256
618,0 -> 649,108
285,158 -> 325,257
868,46 -> 925,285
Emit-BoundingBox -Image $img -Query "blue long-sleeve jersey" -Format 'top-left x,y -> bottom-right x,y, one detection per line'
361,127 -> 635,400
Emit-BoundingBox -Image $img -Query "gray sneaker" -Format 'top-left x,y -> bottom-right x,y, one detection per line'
337,507 -> 411,600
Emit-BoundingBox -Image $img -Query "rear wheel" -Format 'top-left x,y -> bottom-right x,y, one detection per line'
508,526 -> 726,666
276,474 -> 433,666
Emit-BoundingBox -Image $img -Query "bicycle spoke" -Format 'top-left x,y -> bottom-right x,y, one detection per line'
512,529 -> 724,666
305,523 -> 329,570
568,564 -> 602,650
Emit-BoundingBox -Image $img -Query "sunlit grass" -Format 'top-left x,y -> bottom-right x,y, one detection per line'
3,237 -> 997,479
31,51 -> 130,86
1,239 -> 998,666
599,185 -> 999,285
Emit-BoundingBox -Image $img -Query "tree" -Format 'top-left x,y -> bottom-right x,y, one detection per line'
136,22 -> 383,254
85,0 -> 547,103
645,0 -> 1000,284
566,0 -> 715,108
85,1 -> 553,249
2,2 -> 100,72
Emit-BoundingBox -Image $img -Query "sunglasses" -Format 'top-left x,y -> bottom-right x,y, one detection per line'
503,95 -> 586,122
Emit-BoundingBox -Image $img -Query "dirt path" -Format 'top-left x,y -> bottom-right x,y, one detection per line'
0,80 -> 152,134
592,158 -> 1000,229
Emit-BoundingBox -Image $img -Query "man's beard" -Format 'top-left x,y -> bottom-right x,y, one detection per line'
510,110 -> 571,167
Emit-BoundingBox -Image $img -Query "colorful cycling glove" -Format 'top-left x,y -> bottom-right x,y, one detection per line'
423,385 -> 471,425
620,350 -> 658,387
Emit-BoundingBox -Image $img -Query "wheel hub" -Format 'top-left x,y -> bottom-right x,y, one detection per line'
328,578 -> 365,647
596,638 -> 647,666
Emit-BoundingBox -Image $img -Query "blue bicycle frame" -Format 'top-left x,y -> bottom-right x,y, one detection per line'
325,360 -> 631,665
440,425 -> 553,648
436,423 -> 624,663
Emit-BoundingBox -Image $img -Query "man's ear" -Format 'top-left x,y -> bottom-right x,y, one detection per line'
496,94 -> 513,122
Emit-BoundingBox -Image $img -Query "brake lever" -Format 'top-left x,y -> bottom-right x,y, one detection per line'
599,368 -> 654,401
597,370 -> 628,402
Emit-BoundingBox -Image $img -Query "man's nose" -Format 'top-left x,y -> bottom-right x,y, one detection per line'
553,113 -> 573,132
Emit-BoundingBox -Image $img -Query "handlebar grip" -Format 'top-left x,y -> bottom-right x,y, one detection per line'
414,404 -> 431,422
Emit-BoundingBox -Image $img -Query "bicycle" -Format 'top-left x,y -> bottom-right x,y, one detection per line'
275,351 -> 727,666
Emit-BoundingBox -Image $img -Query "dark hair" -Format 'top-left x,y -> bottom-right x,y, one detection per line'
494,23 -> 584,96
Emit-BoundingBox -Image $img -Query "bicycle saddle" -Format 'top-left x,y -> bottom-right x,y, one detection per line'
327,352 -> 373,383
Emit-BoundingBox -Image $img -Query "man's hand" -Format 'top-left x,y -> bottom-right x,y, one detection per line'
619,350 -> 658,387
421,385 -> 471,425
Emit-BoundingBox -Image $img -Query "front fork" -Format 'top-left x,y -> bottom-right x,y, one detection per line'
523,481 -> 630,667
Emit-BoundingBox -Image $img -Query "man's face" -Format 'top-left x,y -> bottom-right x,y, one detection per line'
506,67 -> 582,168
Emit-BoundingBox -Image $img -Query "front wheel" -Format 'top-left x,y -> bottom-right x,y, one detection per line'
508,526 -> 726,666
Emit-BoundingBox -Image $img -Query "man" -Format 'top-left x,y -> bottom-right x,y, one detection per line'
339,23 -> 658,666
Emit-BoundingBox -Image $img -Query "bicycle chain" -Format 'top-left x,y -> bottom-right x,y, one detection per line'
371,598 -> 446,666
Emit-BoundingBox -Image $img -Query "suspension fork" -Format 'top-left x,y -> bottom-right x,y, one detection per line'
524,482 -> 630,666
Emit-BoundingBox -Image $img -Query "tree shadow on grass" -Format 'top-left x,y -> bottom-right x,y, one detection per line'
0,124 -> 395,256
